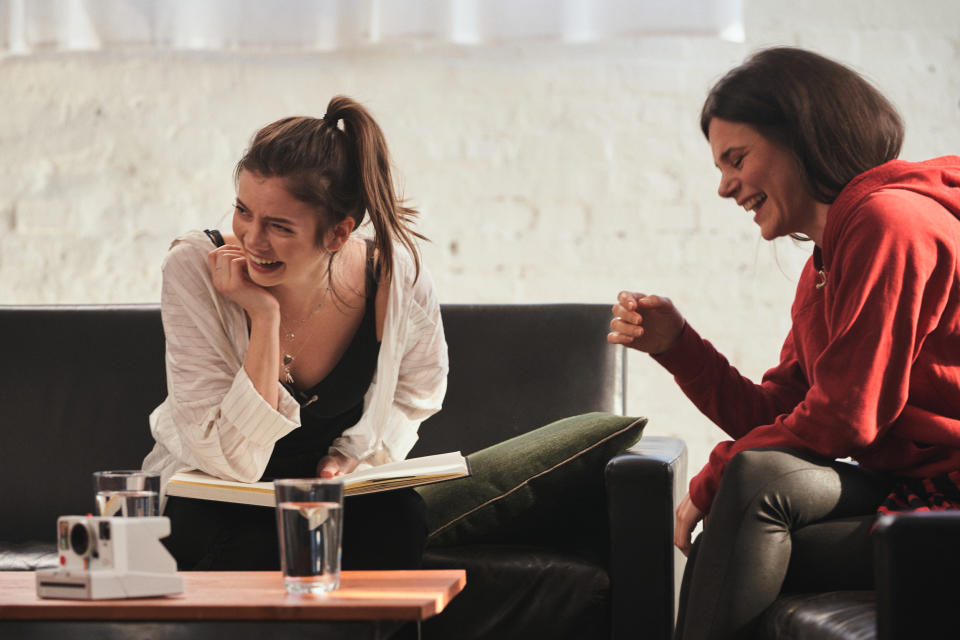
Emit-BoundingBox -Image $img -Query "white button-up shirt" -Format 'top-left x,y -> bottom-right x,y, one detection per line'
142,230 -> 448,493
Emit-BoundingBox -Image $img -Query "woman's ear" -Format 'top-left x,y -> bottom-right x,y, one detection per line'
324,217 -> 356,252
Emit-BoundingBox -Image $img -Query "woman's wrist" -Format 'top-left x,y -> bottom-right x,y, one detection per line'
246,299 -> 281,326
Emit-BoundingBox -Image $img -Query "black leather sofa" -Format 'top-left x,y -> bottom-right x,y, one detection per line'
0,303 -> 686,640
756,510 -> 960,639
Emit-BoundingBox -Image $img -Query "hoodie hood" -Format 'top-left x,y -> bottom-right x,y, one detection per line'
822,156 -> 960,267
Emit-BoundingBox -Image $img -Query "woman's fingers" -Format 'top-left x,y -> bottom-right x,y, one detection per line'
610,315 -> 644,337
228,256 -> 247,280
316,453 -> 360,478
317,457 -> 342,478
617,290 -> 642,308
637,294 -> 672,309
674,493 -> 705,557
612,303 -> 642,325
607,330 -> 637,345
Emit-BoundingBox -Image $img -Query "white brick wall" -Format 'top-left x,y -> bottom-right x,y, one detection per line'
2,0 -> 959,489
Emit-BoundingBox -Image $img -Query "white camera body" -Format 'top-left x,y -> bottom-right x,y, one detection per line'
36,515 -> 183,600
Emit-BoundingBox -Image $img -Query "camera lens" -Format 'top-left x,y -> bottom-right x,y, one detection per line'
70,522 -> 91,556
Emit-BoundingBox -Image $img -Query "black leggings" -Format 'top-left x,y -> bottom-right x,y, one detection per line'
675,449 -> 894,640
162,488 -> 428,571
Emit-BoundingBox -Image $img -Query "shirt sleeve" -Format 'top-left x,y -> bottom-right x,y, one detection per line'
653,322 -> 810,440
149,237 -> 301,482
330,261 -> 449,464
687,192 -> 957,512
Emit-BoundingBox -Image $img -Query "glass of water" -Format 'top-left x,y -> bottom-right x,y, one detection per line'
274,477 -> 344,595
93,470 -> 161,517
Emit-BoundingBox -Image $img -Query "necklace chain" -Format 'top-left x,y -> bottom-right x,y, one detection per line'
280,287 -> 328,342
280,286 -> 331,384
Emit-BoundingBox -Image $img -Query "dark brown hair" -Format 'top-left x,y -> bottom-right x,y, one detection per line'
700,47 -> 904,203
235,96 -> 424,282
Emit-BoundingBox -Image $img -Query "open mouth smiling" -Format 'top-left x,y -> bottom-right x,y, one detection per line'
246,253 -> 284,272
741,193 -> 767,211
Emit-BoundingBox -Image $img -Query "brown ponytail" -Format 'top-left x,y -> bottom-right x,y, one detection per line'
324,96 -> 425,282
235,96 -> 424,283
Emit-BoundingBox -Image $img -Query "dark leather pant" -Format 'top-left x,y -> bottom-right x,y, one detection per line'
675,449 -> 893,640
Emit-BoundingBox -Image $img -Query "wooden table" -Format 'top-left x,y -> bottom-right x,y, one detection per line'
0,570 -> 466,639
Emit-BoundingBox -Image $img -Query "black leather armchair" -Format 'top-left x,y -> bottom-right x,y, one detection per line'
410,305 -> 686,640
758,510 -> 960,639
0,304 -> 686,640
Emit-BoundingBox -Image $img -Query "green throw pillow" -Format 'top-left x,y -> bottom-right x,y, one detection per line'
416,412 -> 646,548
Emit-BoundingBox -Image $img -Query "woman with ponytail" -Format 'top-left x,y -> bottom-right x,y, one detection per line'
142,96 -> 448,570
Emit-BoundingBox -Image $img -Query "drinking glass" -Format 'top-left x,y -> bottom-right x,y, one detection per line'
93,470 -> 160,517
274,478 -> 344,594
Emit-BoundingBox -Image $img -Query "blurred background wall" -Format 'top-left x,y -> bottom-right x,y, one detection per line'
2,0 -> 959,485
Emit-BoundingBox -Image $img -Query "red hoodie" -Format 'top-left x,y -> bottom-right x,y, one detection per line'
655,156 -> 960,512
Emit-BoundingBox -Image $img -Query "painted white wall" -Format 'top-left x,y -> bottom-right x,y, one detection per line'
2,0 -> 958,486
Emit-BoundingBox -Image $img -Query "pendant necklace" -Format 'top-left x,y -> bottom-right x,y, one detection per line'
279,286 -> 331,385
813,246 -> 828,290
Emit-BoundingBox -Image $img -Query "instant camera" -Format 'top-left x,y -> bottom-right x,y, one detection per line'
35,515 -> 183,599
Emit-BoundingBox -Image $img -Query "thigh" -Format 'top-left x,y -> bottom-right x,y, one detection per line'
342,489 -> 428,570
163,496 -> 278,571
712,448 -> 892,529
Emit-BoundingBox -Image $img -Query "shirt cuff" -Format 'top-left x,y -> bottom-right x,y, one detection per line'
651,322 -> 710,384
221,368 -> 300,448
689,466 -> 718,514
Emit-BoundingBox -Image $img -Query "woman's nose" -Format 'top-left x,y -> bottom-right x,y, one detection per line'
247,222 -> 269,248
717,172 -> 738,199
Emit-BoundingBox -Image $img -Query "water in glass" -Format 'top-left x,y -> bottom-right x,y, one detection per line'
277,500 -> 343,594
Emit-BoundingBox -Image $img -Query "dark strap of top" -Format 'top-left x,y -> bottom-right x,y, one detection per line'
204,229 -> 225,247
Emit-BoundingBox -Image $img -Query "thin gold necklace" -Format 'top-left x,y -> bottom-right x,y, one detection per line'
279,282 -> 328,342
279,286 -> 331,384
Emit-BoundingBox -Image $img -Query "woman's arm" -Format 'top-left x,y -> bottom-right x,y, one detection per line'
611,290 -> 810,439
149,234 -> 300,482
206,243 -> 282,408
655,321 -> 810,440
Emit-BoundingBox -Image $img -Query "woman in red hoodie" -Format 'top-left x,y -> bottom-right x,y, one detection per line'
609,47 -> 960,639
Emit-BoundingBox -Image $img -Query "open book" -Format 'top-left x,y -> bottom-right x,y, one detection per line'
166,451 -> 470,508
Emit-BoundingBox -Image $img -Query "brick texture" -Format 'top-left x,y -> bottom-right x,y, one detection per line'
2,0 -> 958,488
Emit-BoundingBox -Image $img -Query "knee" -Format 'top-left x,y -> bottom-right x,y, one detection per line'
726,449 -> 791,481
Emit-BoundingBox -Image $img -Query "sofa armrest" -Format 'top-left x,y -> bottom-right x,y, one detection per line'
873,511 -> 960,640
605,436 -> 687,640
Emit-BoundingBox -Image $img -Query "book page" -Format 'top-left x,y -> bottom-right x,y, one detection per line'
167,451 -> 469,506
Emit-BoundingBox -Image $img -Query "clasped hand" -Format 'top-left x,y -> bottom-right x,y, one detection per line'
607,291 -> 685,355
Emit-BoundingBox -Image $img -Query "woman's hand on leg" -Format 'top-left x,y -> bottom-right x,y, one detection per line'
675,492 -> 705,557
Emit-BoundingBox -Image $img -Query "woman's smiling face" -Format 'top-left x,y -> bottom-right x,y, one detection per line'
232,171 -> 328,288
708,118 -> 825,243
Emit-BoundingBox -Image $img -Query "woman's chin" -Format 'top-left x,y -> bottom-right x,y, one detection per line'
247,264 -> 285,286
755,218 -> 780,241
